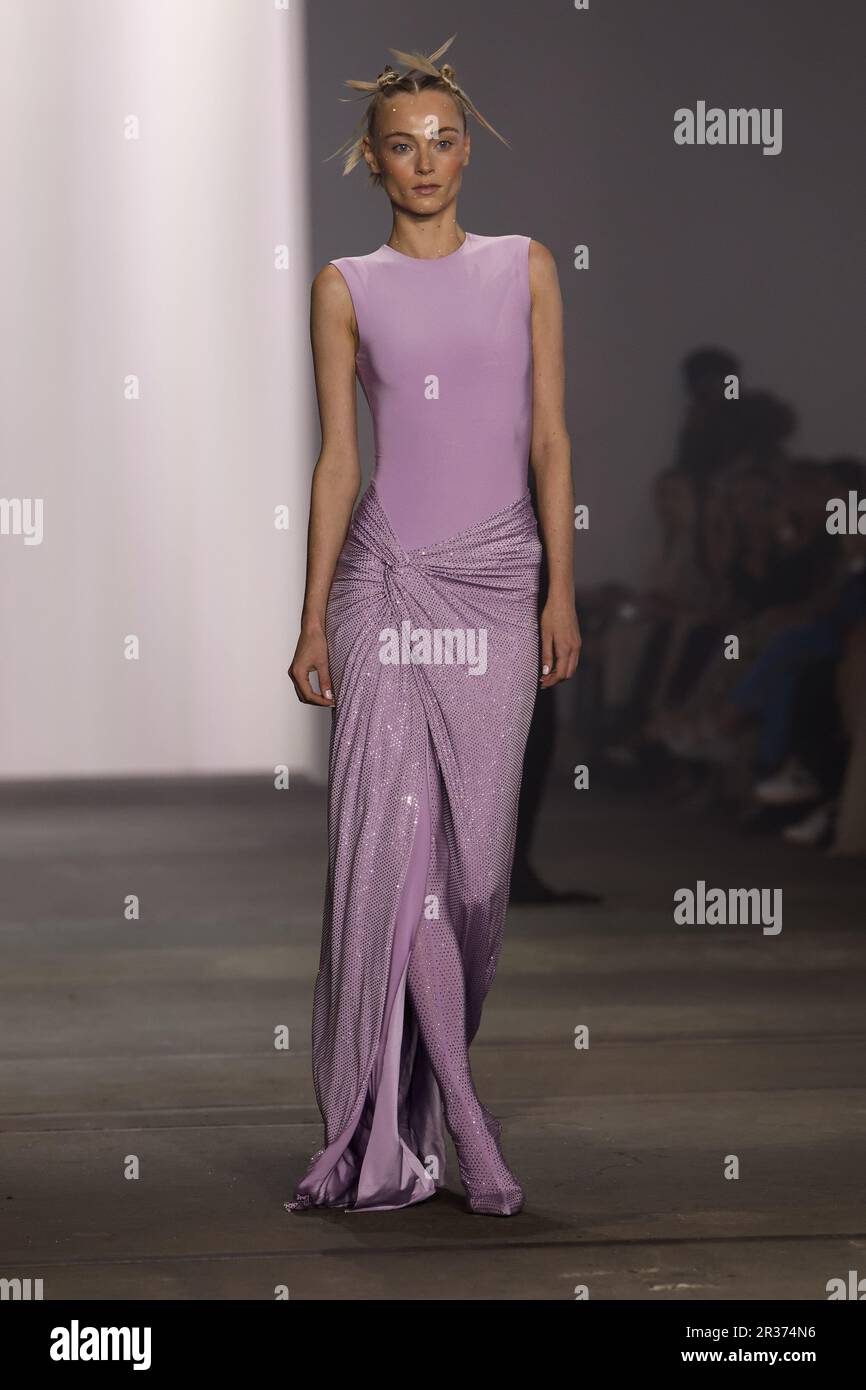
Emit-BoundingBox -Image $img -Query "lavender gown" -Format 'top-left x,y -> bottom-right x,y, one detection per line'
286,233 -> 541,1212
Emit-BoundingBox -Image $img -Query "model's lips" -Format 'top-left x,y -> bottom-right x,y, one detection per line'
413,184 -> 440,193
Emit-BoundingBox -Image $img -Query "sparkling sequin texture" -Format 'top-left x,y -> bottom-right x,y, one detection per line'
285,482 -> 541,1213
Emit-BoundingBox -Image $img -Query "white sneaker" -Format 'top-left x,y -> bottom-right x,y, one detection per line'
658,720 -> 738,763
754,759 -> 821,806
782,802 -> 834,846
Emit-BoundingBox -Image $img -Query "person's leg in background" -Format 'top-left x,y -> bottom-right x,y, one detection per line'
731,620 -> 841,778
770,658 -> 849,846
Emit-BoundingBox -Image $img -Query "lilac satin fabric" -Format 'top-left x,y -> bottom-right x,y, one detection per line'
286,483 -> 541,1211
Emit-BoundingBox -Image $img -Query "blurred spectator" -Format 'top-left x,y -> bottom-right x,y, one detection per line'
590,347 -> 865,857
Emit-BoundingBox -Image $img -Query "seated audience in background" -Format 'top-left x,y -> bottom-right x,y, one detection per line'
589,349 -> 866,856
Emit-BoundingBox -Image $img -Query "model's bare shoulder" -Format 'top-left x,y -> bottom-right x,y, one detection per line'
527,239 -> 561,304
312,261 -> 352,300
311,262 -> 357,338
527,238 -> 557,273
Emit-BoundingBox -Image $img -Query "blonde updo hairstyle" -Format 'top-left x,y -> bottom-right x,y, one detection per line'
329,33 -> 510,188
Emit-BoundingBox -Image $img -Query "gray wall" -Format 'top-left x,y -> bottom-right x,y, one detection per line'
308,0 -> 864,583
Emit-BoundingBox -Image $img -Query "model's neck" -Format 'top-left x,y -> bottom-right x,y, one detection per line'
385,214 -> 465,261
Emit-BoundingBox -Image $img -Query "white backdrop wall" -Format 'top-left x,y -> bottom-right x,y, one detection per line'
0,0 -> 324,779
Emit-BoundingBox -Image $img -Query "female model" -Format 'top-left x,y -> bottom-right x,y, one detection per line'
285,35 -> 580,1217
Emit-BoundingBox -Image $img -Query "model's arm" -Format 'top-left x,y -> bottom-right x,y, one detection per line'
528,239 -> 582,688
288,265 -> 362,707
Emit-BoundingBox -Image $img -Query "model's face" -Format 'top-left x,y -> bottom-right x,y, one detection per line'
365,91 -> 469,211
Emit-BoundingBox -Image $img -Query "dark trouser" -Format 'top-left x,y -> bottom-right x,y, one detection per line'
611,619 -> 721,742
730,620 -> 842,776
514,550 -> 553,867
789,658 -> 849,797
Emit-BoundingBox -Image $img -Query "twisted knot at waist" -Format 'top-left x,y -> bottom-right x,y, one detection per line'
384,554 -> 415,575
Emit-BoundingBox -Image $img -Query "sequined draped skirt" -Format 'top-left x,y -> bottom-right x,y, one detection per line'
285,481 -> 541,1211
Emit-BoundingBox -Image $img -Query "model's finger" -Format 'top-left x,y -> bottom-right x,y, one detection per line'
291,665 -> 332,707
540,630 -> 553,683
318,664 -> 335,705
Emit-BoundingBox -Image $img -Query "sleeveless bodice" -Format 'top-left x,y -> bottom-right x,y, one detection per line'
330,232 -> 533,551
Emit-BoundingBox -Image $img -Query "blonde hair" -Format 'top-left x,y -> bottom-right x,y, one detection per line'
327,33 -> 510,186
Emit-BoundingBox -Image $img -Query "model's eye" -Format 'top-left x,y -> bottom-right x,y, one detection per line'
390,143 -> 410,154
437,140 -> 454,150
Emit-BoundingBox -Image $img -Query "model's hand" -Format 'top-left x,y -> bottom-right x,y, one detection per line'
539,596 -> 581,688
289,624 -> 336,707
